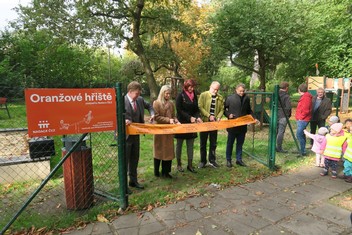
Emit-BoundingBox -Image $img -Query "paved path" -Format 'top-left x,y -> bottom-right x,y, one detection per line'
66,166 -> 352,235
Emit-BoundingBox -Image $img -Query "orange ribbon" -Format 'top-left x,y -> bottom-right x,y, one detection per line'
126,115 -> 256,135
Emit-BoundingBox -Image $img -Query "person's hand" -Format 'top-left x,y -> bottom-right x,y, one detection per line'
190,116 -> 196,123
209,115 -> 215,122
255,119 -> 260,125
196,117 -> 203,123
175,118 -> 181,125
125,119 -> 132,126
170,119 -> 175,124
149,115 -> 155,123
229,114 -> 234,119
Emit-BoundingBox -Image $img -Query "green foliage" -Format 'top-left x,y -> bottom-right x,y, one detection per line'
208,0 -> 308,90
0,30 -> 125,90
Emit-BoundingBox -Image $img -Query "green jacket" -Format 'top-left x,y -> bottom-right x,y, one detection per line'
198,91 -> 224,122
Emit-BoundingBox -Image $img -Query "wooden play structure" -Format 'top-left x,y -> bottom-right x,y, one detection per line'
307,76 -> 351,113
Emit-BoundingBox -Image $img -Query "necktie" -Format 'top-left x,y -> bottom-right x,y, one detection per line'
133,101 -> 137,111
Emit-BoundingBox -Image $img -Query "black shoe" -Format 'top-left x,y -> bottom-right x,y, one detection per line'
209,161 -> 219,168
129,181 -> 145,189
236,160 -> 247,167
154,171 -> 160,177
161,173 -> 173,179
226,160 -> 233,168
276,148 -> 288,153
187,166 -> 197,173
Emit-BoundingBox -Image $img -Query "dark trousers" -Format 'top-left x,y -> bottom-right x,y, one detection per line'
324,158 -> 339,173
276,118 -> 288,150
226,131 -> 246,161
126,135 -> 140,183
154,159 -> 172,175
200,130 -> 218,164
310,120 -> 326,145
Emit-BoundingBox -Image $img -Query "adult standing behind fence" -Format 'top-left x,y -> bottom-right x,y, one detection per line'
198,81 -> 224,168
224,83 -> 256,167
174,79 -> 202,173
295,83 -> 312,156
153,85 -> 179,179
125,81 -> 155,189
309,87 -> 332,147
276,82 -> 292,153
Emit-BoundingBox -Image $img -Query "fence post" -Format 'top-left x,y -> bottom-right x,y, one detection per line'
268,85 -> 279,170
116,83 -> 128,209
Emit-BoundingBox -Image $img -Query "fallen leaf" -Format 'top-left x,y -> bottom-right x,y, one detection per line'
97,214 -> 109,223
196,229 -> 202,235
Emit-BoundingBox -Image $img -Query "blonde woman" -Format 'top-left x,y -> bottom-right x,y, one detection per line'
153,85 -> 180,178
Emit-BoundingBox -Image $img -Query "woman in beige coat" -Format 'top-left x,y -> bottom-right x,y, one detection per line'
153,85 -> 180,178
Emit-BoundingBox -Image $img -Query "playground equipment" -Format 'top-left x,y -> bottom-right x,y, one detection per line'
307,76 -> 351,113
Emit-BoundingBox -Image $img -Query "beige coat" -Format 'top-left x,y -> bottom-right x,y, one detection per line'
153,100 -> 176,160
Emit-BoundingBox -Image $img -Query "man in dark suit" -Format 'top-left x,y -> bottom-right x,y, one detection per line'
310,87 -> 332,147
224,83 -> 258,167
125,81 -> 154,189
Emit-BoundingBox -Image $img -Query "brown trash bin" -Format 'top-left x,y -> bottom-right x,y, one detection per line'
62,147 -> 94,210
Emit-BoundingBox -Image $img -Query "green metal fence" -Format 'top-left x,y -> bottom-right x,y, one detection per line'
0,84 -> 127,234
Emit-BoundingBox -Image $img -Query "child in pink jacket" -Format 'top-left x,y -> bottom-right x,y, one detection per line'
304,127 -> 329,167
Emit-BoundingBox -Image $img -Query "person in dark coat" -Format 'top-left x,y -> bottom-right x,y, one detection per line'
276,81 -> 292,153
224,83 -> 257,167
174,79 -> 202,173
125,81 -> 155,189
310,87 -> 332,146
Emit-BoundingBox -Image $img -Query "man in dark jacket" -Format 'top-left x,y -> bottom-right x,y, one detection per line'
125,81 -> 155,189
310,87 -> 332,146
276,82 -> 292,153
224,83 -> 257,167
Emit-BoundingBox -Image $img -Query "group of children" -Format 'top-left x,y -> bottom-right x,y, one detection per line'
304,116 -> 352,181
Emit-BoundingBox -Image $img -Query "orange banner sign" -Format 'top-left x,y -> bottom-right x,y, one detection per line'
126,115 -> 256,135
25,88 -> 117,137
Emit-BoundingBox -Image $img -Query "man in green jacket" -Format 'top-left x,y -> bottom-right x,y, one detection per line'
198,81 -> 224,168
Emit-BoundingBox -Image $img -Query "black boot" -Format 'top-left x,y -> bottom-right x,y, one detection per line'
154,159 -> 160,177
161,160 -> 173,178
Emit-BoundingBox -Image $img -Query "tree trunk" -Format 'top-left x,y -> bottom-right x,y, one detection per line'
257,50 -> 266,91
131,0 -> 159,100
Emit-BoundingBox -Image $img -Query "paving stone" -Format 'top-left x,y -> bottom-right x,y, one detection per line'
263,174 -> 301,189
169,218 -> 229,235
212,207 -> 271,230
311,176 -> 352,194
246,198 -> 297,223
242,180 -> 282,197
287,183 -> 338,204
91,222 -> 112,235
253,224 -> 297,235
309,203 -> 351,227
153,202 -> 202,228
216,186 -> 258,205
111,212 -> 165,235
271,191 -> 310,211
280,213 -> 346,235
185,194 -> 234,216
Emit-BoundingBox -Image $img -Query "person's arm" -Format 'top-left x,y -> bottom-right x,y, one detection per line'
153,101 -> 170,124
321,98 -> 332,120
216,95 -> 224,120
176,93 -> 191,122
198,92 -> 210,118
304,129 -> 315,139
319,137 -> 327,154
